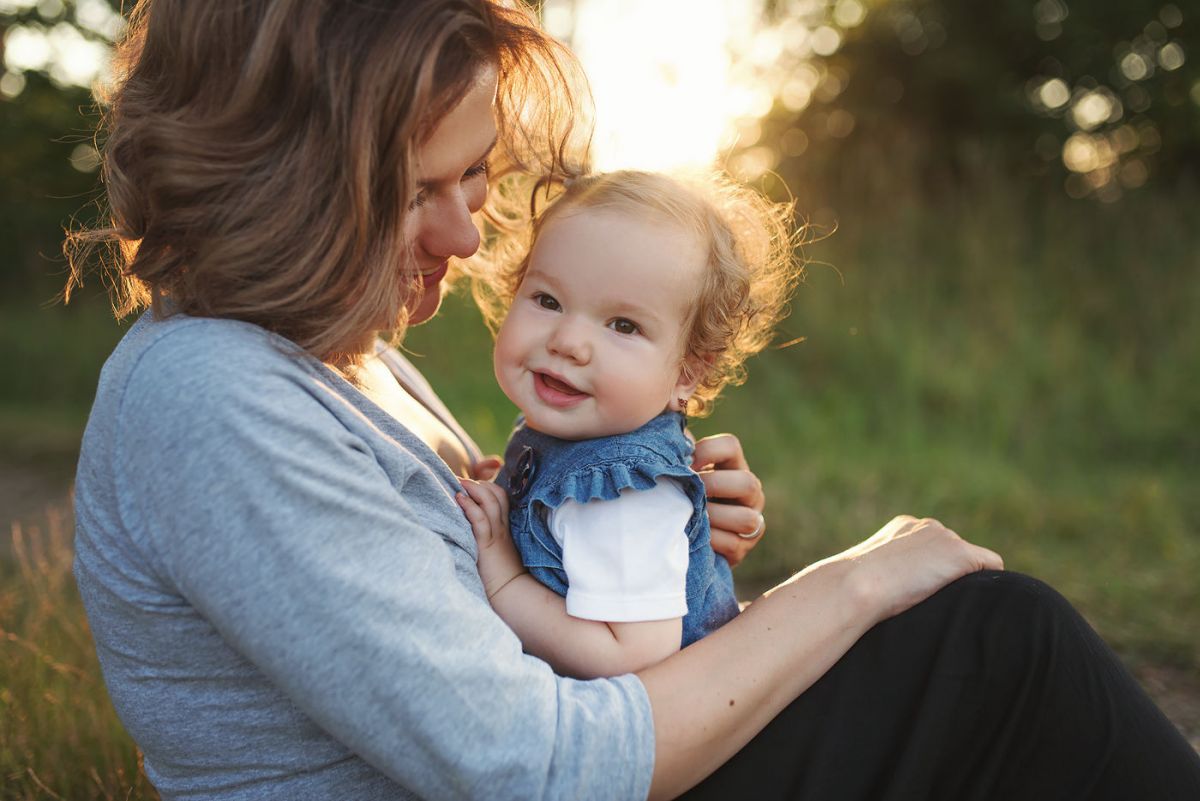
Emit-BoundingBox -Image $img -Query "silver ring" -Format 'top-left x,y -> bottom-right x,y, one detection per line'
736,513 -> 765,540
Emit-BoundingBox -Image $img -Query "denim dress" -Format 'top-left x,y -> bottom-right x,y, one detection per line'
497,411 -> 739,647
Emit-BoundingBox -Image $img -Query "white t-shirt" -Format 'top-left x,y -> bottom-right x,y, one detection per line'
546,478 -> 692,623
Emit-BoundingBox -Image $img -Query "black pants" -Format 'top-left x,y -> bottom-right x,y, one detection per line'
683,572 -> 1200,800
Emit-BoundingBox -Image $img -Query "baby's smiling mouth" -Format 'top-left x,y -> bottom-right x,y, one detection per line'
538,372 -> 585,395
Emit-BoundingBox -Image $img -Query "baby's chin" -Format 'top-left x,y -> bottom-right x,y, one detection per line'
518,406 -> 667,441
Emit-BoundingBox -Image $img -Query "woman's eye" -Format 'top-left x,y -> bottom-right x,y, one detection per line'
464,159 -> 489,181
533,292 -> 561,311
609,318 -> 640,335
408,190 -> 428,210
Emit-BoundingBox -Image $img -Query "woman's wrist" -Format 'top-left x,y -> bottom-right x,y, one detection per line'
764,555 -> 885,630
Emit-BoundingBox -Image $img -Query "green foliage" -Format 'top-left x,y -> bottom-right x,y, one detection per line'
759,0 -> 1200,201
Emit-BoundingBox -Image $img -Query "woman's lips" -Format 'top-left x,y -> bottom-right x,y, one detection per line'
533,371 -> 588,408
420,261 -> 449,288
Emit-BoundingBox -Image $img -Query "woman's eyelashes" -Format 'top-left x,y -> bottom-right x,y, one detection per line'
464,159 -> 489,180
407,160 -> 489,210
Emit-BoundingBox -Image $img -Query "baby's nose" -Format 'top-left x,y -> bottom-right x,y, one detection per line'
547,319 -> 592,363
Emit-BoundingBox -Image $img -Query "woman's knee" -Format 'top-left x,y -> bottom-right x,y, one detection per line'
930,570 -> 1094,669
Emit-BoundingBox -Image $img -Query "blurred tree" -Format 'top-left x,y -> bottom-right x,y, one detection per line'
754,0 -> 1199,203
1,0 -> 121,295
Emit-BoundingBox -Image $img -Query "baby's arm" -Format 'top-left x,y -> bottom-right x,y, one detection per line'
457,480 -> 682,679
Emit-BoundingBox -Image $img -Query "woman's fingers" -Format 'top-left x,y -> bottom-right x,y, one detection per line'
690,433 -> 748,471
971,542 -> 1005,572
709,529 -> 759,567
696,468 -> 764,511
692,433 -> 765,566
846,515 -> 1006,622
707,501 -> 764,542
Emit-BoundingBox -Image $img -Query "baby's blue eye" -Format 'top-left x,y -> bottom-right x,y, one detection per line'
609,318 -> 639,335
534,292 -> 561,311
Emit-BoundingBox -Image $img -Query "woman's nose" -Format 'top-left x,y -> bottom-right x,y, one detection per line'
547,318 -> 591,364
420,192 -> 482,260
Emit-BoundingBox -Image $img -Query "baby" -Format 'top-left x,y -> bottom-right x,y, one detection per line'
457,170 -> 800,679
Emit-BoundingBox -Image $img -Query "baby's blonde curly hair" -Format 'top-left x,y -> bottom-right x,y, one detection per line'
470,170 -> 803,416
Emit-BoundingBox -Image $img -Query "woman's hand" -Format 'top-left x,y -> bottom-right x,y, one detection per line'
691,433 -> 765,567
457,479 -> 526,599
795,514 -> 1005,624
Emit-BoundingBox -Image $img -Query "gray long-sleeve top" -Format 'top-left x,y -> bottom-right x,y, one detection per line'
73,313 -> 655,800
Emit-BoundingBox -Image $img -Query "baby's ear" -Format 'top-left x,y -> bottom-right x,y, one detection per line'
674,353 -> 712,397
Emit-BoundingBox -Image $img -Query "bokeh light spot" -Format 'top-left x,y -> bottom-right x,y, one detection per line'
1157,42 -> 1185,71
781,128 -> 809,157
826,109 -> 856,138
69,143 -> 100,173
4,25 -> 52,72
1159,4 -> 1183,28
36,0 -> 63,19
811,26 -> 842,57
1121,52 -> 1152,81
1071,90 -> 1119,131
1119,158 -> 1148,189
1062,133 -> 1100,173
781,78 -> 813,112
730,145 -> 778,181
75,0 -> 125,39
1039,78 -> 1071,109
0,70 -> 26,99
1034,0 -> 1069,25
833,0 -> 867,29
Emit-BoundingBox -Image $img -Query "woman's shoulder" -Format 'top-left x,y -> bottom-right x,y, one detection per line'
100,313 -> 318,407
115,312 -> 306,377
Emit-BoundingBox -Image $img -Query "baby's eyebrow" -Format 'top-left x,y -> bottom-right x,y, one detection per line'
610,300 -> 664,327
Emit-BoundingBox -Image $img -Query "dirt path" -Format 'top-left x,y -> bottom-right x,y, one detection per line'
1136,664 -> 1200,753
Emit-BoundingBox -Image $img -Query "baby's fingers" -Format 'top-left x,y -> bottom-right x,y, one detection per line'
455,491 -> 493,544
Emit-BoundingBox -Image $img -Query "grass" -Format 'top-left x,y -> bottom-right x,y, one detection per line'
1,178 -> 1197,796
1,512 -> 157,799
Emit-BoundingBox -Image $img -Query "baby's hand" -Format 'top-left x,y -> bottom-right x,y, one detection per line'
457,479 -> 525,598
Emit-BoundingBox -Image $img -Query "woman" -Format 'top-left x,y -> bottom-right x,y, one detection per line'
67,1 -> 1199,799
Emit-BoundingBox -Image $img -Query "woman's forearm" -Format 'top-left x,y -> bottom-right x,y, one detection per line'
639,558 -> 873,801
639,514 -> 1004,800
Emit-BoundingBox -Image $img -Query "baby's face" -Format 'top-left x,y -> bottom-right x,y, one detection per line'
494,208 -> 705,440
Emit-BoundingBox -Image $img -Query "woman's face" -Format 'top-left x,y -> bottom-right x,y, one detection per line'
403,65 -> 498,325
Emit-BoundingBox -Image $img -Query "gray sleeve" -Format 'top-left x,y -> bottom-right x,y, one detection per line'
113,327 -> 655,801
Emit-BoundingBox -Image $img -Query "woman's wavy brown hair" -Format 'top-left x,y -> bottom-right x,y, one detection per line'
470,170 -> 804,416
63,0 -> 588,365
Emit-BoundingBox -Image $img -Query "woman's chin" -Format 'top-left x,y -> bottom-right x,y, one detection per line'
405,287 -> 443,326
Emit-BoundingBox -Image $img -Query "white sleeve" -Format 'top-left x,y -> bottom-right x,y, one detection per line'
547,478 -> 691,623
